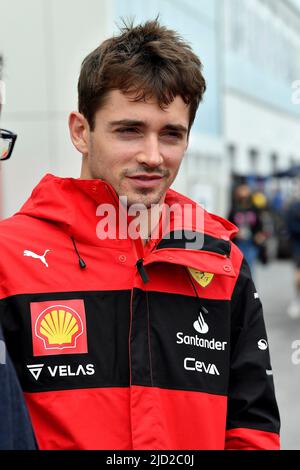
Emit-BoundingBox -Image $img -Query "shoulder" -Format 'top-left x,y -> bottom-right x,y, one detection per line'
0,213 -> 37,239
165,187 -> 238,239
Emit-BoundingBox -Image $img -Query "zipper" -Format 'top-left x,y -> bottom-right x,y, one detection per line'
128,287 -> 135,448
131,227 -> 151,284
136,237 -> 160,283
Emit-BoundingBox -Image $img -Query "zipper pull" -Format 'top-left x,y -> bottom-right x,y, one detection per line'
136,258 -> 149,283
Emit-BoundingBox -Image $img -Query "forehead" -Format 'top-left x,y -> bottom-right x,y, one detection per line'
95,89 -> 189,126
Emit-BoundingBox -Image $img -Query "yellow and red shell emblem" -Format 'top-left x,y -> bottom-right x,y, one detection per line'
35,305 -> 83,350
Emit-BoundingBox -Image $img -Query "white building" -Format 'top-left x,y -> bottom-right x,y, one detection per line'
224,0 -> 300,179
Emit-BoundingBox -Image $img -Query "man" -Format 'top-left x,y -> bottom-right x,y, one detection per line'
0,20 -> 280,449
228,183 -> 266,273
0,54 -> 36,450
285,191 -> 300,318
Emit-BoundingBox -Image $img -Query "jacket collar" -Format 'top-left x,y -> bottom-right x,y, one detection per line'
17,174 -> 237,276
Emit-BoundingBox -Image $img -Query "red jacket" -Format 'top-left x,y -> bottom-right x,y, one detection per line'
0,174 -> 280,449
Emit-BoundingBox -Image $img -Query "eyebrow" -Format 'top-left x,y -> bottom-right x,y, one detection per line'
108,120 -> 188,134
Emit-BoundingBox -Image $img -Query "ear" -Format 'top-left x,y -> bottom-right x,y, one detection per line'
68,112 -> 90,155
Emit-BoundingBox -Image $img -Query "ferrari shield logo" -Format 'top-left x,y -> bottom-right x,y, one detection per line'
187,267 -> 214,287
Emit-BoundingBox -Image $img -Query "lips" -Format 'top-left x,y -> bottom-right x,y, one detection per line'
127,175 -> 163,188
128,175 -> 163,180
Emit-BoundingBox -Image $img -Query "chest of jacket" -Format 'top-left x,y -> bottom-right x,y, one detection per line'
0,227 -> 234,398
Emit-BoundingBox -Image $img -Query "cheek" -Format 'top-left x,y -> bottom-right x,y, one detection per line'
90,140 -> 125,170
110,142 -> 138,165
165,150 -> 185,172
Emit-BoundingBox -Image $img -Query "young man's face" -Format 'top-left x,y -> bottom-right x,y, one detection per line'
72,90 -> 189,208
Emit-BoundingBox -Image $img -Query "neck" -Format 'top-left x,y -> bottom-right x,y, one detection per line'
136,203 -> 163,246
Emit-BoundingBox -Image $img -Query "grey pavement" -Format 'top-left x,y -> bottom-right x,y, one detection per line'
256,260 -> 300,450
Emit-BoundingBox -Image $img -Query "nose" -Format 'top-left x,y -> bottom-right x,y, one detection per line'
136,135 -> 163,168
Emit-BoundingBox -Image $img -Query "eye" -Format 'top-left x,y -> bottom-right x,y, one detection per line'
116,127 -> 139,134
162,131 -> 183,140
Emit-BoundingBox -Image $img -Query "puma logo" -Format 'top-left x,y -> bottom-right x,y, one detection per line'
24,249 -> 50,268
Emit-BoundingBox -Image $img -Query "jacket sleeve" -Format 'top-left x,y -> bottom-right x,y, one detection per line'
0,324 -> 37,450
225,258 -> 280,449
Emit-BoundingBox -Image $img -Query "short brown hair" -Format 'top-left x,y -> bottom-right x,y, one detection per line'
78,19 -> 206,131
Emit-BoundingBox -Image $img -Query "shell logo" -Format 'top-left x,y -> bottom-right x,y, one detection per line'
38,308 -> 82,347
31,300 -> 88,356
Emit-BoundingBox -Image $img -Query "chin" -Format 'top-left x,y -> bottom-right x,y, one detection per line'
126,194 -> 161,209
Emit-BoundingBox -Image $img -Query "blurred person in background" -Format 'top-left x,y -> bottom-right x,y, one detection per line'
285,185 -> 300,318
228,183 -> 267,273
0,20 -> 280,450
0,54 -> 36,449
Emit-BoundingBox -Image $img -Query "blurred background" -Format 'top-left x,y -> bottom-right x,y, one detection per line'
0,0 -> 300,449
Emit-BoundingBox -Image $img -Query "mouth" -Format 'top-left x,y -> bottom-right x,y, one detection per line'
127,174 -> 164,188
